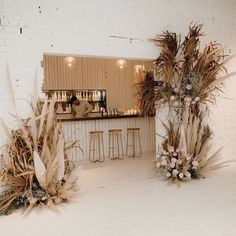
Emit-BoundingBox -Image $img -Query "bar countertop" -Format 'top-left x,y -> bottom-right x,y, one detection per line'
57,114 -> 151,122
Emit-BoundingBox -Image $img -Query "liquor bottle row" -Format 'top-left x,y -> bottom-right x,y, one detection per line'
47,90 -> 105,102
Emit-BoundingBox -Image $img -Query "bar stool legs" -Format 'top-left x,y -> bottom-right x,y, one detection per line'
126,128 -> 142,157
108,129 -> 124,160
89,131 -> 105,162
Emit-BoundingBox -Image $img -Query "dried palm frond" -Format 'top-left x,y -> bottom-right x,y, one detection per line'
140,23 -> 231,118
0,98 -> 79,215
153,31 -> 180,85
137,71 -> 156,116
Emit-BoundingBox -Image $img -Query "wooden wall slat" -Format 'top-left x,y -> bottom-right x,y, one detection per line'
43,55 -> 153,109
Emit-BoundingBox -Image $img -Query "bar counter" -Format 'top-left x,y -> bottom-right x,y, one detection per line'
57,113 -> 144,121
60,114 -> 155,162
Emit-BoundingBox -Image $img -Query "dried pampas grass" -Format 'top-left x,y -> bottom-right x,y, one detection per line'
0,98 -> 78,215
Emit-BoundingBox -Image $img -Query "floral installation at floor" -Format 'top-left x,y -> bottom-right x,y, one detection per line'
137,24 -> 234,185
0,97 -> 78,215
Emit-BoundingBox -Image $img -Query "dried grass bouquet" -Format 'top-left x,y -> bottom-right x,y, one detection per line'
0,98 -> 78,215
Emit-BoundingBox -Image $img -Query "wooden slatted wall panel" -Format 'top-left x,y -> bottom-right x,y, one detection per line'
43,55 -> 153,109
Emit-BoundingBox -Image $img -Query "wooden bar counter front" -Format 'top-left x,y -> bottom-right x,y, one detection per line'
60,115 -> 155,162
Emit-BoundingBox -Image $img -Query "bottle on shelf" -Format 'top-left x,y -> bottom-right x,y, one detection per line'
62,91 -> 67,101
56,103 -> 63,114
65,104 -> 72,113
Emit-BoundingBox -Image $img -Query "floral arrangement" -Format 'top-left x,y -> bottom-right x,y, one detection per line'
138,23 -> 234,184
155,109 -> 229,185
0,98 -> 78,215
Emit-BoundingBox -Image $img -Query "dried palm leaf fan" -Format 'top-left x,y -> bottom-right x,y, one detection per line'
0,93 -> 79,215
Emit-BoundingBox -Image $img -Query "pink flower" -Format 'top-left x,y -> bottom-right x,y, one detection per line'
174,87 -> 179,93
177,159 -> 183,165
173,152 -> 178,157
192,160 -> 199,167
184,96 -> 192,102
161,160 -> 167,166
161,156 -> 167,161
186,84 -> 193,90
170,162 -> 175,168
185,101 -> 191,107
171,158 -> 177,163
168,145 -> 174,153
176,148 -> 180,153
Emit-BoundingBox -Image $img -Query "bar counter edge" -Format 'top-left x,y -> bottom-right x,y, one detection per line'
57,114 -> 154,122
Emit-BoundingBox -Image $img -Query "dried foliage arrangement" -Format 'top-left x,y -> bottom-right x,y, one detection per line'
137,23 -> 234,183
0,98 -> 78,215
155,108 -> 229,185
139,24 -> 234,116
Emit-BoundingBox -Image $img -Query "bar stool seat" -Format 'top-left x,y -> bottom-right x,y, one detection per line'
108,129 -> 124,160
89,131 -> 105,162
126,128 -> 142,157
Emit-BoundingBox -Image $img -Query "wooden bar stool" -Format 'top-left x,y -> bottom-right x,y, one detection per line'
89,131 -> 105,162
108,129 -> 124,160
126,128 -> 142,157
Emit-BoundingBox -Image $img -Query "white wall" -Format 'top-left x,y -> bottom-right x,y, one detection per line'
0,0 -> 236,159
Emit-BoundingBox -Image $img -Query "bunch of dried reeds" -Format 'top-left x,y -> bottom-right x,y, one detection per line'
0,98 -> 78,215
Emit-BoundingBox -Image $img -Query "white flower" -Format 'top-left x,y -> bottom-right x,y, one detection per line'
156,162 -> 161,168
170,95 -> 175,101
161,160 -> 167,166
172,169 -> 179,176
185,171 -> 191,179
174,87 -> 179,93
194,97 -> 200,102
179,173 -> 184,179
192,160 -> 199,167
166,172 -> 171,178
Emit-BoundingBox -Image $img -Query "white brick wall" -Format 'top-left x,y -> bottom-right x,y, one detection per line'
0,0 -> 236,160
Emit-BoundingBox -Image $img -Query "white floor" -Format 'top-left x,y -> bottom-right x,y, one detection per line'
1,153 -> 236,236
